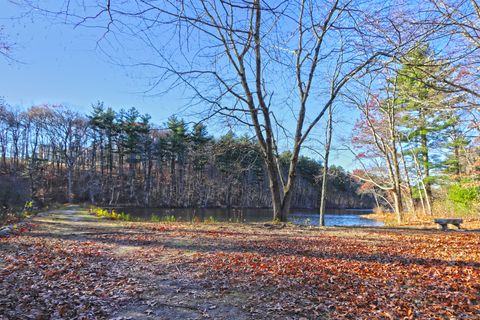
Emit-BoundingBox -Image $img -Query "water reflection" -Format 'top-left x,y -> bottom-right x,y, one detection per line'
111,207 -> 383,227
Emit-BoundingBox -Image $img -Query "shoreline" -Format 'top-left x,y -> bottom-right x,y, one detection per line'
361,212 -> 480,230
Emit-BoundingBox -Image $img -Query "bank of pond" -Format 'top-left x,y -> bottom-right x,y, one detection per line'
97,207 -> 383,227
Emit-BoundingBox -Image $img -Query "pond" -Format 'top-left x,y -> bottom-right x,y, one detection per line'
111,207 -> 384,227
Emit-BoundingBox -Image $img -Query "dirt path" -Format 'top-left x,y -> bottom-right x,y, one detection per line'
0,207 -> 251,320
1,207 -> 480,319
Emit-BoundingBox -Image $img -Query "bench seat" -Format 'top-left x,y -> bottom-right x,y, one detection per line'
434,218 -> 463,230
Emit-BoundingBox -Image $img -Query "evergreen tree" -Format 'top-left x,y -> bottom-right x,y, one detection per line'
396,44 -> 456,201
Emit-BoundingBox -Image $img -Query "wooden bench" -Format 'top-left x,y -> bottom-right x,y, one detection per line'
434,218 -> 463,231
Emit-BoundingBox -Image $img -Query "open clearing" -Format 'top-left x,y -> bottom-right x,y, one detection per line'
1,207 -> 479,319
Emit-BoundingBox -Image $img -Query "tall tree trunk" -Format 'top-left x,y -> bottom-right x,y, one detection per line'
265,157 -> 284,221
421,133 -> 432,202
392,191 -> 402,223
391,155 -> 404,222
67,162 -> 73,202
319,104 -> 333,227
411,146 -> 432,215
399,142 -> 415,212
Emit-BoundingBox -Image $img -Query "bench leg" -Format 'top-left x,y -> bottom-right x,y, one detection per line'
440,224 -> 448,231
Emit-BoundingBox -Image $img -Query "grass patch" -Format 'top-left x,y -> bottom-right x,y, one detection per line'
150,214 -> 177,223
364,205 -> 480,228
90,207 -> 132,221
204,216 -> 218,224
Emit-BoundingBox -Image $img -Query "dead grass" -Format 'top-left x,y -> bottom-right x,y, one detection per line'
362,207 -> 480,230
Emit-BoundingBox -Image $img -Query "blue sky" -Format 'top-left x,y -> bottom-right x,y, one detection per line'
0,1 -> 358,169
0,1 -> 184,121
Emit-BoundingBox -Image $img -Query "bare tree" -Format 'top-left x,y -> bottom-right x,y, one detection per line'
319,104 -> 333,227
14,0 -> 431,220
348,83 -> 406,222
0,26 -> 12,59
387,0 -> 480,105
44,106 -> 88,202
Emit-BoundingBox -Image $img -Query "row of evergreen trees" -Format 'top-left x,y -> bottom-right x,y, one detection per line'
0,100 -> 374,213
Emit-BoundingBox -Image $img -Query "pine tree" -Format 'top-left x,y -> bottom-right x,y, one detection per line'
396,44 -> 456,203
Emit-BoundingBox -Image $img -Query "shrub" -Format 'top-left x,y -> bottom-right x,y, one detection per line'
91,208 -> 131,221
150,214 -> 161,222
447,184 -> 479,208
204,216 -> 217,224
24,201 -> 34,212
163,215 -> 176,223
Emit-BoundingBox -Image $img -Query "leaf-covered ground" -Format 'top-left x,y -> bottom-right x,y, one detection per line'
0,208 -> 479,319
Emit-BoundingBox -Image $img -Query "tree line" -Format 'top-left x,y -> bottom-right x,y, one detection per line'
0,100 -> 374,214
6,0 -> 480,222
11,0 -> 426,221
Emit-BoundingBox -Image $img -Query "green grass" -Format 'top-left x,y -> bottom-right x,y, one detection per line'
150,214 -> 177,223
204,216 -> 218,224
91,208 -> 132,221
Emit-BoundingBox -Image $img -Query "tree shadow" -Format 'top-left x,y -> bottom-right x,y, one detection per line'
23,222 -> 480,270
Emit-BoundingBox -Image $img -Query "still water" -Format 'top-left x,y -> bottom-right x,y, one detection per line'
113,207 -> 383,227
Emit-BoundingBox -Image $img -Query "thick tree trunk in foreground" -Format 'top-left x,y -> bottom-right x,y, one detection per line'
21,0 -> 410,219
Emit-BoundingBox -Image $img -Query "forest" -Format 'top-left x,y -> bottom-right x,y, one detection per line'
1,0 -> 480,319
0,101 -> 374,218
2,46 -> 479,223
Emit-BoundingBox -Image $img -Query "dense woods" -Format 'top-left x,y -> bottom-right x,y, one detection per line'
0,101 -> 373,216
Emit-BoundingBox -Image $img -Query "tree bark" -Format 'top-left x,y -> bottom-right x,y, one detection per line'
319,104 -> 333,227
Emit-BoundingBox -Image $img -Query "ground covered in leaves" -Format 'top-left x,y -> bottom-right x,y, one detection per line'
0,207 -> 479,319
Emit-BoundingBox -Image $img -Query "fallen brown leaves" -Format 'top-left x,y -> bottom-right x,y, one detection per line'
192,229 -> 480,319
0,230 -> 141,319
113,220 -> 480,318
1,215 -> 479,320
